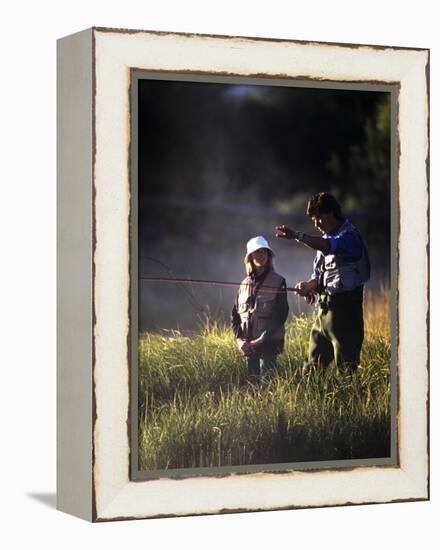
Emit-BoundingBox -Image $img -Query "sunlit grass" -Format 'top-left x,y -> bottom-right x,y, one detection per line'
138,289 -> 391,470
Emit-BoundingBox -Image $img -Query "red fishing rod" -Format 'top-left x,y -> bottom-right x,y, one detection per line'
139,276 -> 301,294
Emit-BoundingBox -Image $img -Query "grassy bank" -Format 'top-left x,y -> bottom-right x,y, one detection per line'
138,289 -> 391,470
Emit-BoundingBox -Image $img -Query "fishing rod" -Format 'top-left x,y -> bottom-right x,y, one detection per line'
139,256 -> 208,313
139,275 -> 302,295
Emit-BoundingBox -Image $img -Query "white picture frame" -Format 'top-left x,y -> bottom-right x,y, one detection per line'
57,27 -> 429,522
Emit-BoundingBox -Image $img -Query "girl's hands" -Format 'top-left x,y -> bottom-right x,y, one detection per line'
237,332 -> 267,356
237,338 -> 253,356
249,332 -> 266,348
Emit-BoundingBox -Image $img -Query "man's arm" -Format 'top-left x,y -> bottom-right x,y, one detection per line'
276,225 -> 330,254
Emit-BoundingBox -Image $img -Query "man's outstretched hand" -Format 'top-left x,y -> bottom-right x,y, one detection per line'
275,225 -> 297,240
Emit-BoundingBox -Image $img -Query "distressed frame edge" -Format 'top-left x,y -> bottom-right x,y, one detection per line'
93,29 -> 429,521
424,48 -> 430,502
93,31 -> 429,521
94,495 -> 429,523
56,27 -> 94,522
91,25 -> 429,52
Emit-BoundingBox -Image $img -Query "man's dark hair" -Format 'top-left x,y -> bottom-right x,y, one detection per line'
307,192 -> 343,220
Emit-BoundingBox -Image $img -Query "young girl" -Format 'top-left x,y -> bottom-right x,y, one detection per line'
231,236 -> 289,380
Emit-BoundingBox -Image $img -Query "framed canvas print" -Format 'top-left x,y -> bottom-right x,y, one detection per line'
57,27 -> 429,521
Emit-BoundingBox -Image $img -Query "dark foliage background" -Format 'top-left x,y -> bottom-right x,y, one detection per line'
138,80 -> 391,331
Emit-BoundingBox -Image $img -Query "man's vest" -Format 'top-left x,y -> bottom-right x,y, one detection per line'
237,270 -> 285,340
315,221 -> 370,295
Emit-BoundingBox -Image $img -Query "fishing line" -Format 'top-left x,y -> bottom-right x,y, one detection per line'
139,275 -> 300,295
139,256 -> 208,314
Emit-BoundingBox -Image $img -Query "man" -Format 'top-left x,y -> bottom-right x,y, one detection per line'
276,192 -> 370,371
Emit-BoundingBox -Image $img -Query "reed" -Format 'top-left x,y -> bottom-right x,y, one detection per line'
138,288 -> 391,470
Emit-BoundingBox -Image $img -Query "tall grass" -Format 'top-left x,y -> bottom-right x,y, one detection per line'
138,290 -> 391,470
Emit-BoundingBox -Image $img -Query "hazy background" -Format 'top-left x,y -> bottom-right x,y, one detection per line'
138,80 -> 391,332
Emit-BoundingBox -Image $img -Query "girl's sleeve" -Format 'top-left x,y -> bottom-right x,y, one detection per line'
231,296 -> 243,338
264,279 -> 289,337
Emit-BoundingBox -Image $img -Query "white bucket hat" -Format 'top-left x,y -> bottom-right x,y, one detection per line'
245,236 -> 273,260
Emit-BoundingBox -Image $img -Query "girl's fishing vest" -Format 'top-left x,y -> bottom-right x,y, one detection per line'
237,271 -> 285,341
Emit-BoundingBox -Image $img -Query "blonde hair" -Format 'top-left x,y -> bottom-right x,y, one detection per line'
244,249 -> 274,275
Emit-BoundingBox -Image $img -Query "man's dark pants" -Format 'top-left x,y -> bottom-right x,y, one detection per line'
308,286 -> 364,371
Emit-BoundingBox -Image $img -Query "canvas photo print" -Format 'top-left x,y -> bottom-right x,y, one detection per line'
132,75 -> 395,475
